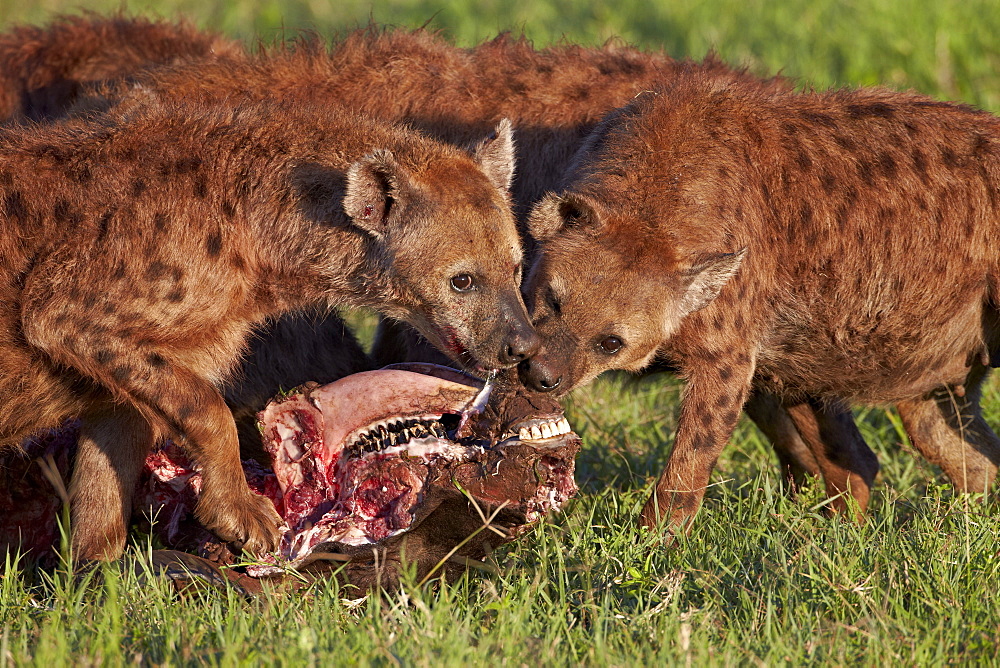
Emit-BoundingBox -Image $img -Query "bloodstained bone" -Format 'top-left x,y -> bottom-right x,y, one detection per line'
1,366 -> 579,590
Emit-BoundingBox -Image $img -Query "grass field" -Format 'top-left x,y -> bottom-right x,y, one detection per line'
3,1 -> 1000,665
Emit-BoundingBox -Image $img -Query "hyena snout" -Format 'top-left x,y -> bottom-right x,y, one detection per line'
498,324 -> 541,367
518,357 -> 562,393
492,294 -> 541,367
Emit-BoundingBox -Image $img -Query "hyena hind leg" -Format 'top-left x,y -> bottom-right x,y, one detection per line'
0,341 -> 93,448
783,399 -> 880,518
897,364 -> 1000,496
743,389 -> 821,490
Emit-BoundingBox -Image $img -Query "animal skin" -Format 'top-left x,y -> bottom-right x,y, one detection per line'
518,70 -> 1000,531
0,95 -> 535,560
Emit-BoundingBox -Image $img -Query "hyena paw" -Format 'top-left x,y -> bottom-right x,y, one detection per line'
196,490 -> 283,555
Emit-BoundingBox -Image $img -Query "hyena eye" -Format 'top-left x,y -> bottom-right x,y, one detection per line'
598,335 -> 623,355
450,274 -> 475,292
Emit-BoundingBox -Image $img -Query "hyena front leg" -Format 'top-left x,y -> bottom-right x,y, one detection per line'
26,324 -> 282,554
640,350 -> 756,533
119,363 -> 284,554
71,401 -> 155,560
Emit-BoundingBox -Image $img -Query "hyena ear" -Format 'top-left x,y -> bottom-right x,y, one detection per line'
344,149 -> 407,238
677,249 -> 747,316
527,194 -> 599,241
469,118 -> 515,192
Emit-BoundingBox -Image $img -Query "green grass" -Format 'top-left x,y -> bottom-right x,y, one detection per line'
3,375 -> 1000,664
4,1 -> 1000,664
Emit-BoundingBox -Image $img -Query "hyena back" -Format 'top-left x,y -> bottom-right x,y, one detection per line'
0,13 -> 242,124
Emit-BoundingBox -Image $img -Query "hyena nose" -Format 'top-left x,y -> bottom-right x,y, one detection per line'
500,329 -> 541,366
518,359 -> 562,393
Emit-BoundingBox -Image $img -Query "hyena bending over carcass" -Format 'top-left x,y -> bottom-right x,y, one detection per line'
0,96 -> 535,560
83,27 -> 874,488
0,15 -> 374,447
519,70 -> 1000,532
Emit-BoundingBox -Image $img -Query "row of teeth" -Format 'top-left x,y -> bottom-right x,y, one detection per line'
517,417 -> 572,441
348,417 -> 448,455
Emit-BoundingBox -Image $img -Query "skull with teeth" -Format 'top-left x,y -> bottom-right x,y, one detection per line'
147,363 -> 580,589
1,365 -> 580,590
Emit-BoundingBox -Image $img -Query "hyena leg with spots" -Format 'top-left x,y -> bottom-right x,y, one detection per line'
106,363 -> 283,554
897,363 -> 1000,495
639,351 -> 756,532
0,334 -> 92,448
23,322 -> 282,555
783,399 -> 880,518
70,400 -> 156,560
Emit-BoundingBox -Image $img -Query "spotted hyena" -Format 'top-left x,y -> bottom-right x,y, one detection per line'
82,27 -> 861,481
0,15 -> 379,450
519,70 -> 1000,531
0,96 -> 535,560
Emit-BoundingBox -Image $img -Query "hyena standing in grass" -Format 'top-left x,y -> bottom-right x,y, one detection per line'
518,70 -> 1000,531
88,27 -> 861,482
0,96 -> 534,560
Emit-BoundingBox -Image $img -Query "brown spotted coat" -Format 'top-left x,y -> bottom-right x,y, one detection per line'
0,97 -> 531,559
0,13 -> 242,124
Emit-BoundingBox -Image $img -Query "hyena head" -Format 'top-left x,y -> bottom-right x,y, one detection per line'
343,119 -> 538,372
518,190 -> 745,395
